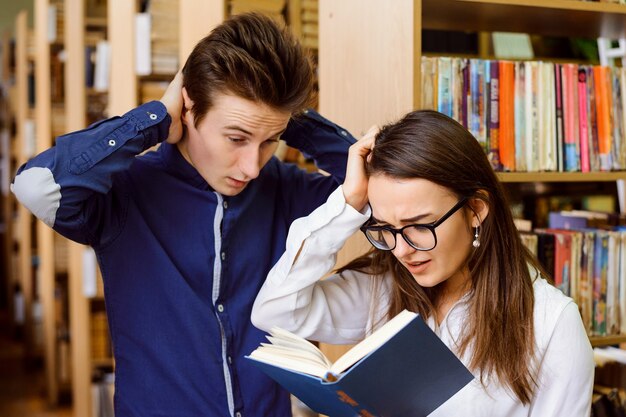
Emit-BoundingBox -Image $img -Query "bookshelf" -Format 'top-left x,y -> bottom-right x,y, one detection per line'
13,10 -> 37,366
64,0 -> 92,415
591,335 -> 626,348
498,172 -> 626,183
58,1 -> 224,416
317,0 -> 626,367
1,29 -> 13,333
34,0 -> 59,404
421,0 -> 626,40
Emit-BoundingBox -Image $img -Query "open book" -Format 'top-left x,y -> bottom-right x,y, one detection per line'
247,310 -> 473,417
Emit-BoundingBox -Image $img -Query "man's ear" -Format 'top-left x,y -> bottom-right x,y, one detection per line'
181,87 -> 194,124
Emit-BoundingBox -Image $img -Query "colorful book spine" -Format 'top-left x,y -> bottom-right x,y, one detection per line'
579,231 -> 595,335
592,232 -> 608,336
437,57 -> 453,118
469,59 -> 487,152
593,66 -> 612,171
461,59 -> 470,129
587,66 -> 600,172
554,64 -> 565,172
563,64 -> 580,172
578,67 -> 590,173
488,60 -> 501,171
514,61 -> 526,172
610,68 -> 626,171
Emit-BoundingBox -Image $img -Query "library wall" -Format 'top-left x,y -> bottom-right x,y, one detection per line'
2,1 -> 626,417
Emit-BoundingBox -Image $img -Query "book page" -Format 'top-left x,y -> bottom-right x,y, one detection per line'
249,349 -> 331,379
330,310 -> 417,375
248,326 -> 333,378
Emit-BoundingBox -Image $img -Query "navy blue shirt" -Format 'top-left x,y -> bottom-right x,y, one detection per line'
11,101 -> 355,417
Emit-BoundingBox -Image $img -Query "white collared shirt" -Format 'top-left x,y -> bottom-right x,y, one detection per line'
252,186 -> 594,416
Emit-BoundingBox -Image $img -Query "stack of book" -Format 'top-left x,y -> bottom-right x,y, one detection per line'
300,0 -> 318,50
519,210 -> 626,338
150,0 -> 179,75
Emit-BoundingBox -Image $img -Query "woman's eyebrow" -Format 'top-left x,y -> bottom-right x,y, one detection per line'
370,212 -> 432,225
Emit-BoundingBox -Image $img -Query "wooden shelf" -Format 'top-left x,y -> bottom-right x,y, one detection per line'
422,0 -> 626,39
92,357 -> 114,368
84,16 -> 107,28
590,335 -> 626,347
497,171 -> 626,183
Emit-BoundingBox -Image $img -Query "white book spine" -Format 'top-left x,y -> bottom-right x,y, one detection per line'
94,40 -> 111,92
135,13 -> 152,76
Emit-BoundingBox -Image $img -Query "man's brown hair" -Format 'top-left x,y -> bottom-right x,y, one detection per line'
181,13 -> 314,126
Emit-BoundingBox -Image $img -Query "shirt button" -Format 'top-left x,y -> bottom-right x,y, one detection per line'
148,113 -> 157,120
235,412 -> 242,417
217,304 -> 224,313
223,201 -> 228,209
108,139 -> 116,146
227,356 -> 232,364
303,109 -> 309,114
221,252 -> 226,261
340,130 -> 348,136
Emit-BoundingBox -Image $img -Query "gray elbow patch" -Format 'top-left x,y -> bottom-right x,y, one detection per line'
10,167 -> 61,227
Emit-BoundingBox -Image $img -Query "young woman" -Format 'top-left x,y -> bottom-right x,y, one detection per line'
251,110 -> 594,416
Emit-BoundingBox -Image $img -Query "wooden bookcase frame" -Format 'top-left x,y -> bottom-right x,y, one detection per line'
317,0 -> 626,360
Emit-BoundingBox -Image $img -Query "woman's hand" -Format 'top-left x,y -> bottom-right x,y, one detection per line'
160,71 -> 184,144
343,126 -> 377,212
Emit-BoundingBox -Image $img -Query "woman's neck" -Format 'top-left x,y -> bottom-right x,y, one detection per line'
435,268 -> 471,325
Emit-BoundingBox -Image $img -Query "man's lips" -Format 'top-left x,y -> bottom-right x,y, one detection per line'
227,177 -> 248,188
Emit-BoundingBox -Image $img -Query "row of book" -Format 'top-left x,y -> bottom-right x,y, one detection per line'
230,0 -> 287,25
519,211 -> 626,337
297,0 -> 318,50
147,0 -> 179,75
593,347 -> 626,417
421,57 -> 626,173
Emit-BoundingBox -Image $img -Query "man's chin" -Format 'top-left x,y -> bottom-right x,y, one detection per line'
216,183 -> 248,197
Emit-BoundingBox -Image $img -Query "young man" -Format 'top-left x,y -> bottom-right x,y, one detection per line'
11,13 -> 354,417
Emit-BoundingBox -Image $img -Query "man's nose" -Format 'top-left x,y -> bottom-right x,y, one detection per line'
238,147 -> 261,180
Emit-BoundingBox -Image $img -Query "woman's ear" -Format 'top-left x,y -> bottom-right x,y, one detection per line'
468,192 -> 490,227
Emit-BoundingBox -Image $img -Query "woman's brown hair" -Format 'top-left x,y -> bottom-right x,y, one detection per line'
181,12 -> 314,126
341,110 -> 542,404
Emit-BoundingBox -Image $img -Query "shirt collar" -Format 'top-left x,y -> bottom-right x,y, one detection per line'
158,141 -> 212,190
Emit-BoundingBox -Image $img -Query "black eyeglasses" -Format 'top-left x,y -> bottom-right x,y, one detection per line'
360,197 -> 469,251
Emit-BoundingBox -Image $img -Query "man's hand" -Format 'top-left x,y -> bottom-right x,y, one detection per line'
343,126 -> 378,212
160,71 -> 184,144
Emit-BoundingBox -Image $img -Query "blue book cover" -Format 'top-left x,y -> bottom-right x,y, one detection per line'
548,212 -> 588,230
247,313 -> 474,417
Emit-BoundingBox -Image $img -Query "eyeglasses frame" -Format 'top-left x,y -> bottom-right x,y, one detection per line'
360,197 -> 470,251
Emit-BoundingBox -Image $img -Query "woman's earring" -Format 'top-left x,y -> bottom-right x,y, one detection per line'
472,226 -> 480,248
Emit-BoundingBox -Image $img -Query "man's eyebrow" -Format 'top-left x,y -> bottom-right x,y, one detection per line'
224,125 -> 253,135
223,126 -> 287,140
267,128 -> 287,140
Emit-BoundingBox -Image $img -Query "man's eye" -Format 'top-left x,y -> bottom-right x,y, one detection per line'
262,139 -> 279,147
229,137 -> 245,143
